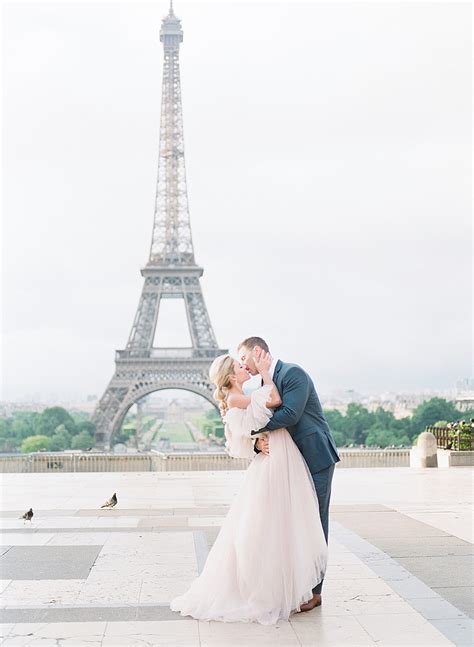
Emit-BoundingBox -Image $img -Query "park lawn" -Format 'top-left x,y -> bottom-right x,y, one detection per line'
157,422 -> 193,443
122,415 -> 155,433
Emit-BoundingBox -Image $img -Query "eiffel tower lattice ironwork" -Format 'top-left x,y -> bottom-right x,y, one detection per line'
93,2 -> 226,449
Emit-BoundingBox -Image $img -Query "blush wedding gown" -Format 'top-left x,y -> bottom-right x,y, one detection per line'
170,384 -> 328,625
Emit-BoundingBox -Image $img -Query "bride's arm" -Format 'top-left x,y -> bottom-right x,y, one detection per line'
227,393 -> 251,409
227,382 -> 280,411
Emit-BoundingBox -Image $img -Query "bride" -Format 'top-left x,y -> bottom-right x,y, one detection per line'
170,352 -> 328,625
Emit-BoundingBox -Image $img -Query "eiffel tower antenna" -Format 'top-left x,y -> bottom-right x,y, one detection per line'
93,4 -> 227,449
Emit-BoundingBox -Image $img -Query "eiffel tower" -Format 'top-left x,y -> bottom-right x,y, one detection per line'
93,2 -> 226,449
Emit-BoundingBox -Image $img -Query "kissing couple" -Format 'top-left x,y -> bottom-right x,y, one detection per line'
171,336 -> 340,625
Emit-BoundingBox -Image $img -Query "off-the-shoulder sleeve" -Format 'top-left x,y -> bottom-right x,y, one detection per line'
223,418 -> 255,459
242,384 -> 273,432
222,385 -> 273,459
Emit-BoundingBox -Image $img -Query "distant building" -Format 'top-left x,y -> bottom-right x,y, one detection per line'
454,377 -> 474,412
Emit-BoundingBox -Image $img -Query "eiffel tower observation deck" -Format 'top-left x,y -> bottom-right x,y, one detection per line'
93,1 -> 227,449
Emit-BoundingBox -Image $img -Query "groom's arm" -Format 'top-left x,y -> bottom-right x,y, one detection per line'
253,367 -> 310,435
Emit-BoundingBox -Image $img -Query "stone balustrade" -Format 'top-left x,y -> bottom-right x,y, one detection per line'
0,448 -> 412,473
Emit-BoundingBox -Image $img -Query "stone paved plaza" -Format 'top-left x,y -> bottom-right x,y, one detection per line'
0,467 -> 473,646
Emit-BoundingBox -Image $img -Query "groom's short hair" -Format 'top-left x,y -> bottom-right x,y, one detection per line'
238,336 -> 270,353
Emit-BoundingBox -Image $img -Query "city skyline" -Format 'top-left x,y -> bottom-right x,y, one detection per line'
0,379 -> 470,407
2,1 -> 471,402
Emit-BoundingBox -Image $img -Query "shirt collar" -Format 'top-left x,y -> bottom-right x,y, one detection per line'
268,357 -> 278,380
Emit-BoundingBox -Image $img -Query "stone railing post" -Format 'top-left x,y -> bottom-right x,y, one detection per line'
411,431 -> 438,468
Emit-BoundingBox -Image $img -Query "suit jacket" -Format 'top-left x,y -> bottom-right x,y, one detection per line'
254,360 -> 340,474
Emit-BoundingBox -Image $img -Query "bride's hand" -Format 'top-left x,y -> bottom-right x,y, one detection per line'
254,351 -> 272,375
256,434 -> 269,455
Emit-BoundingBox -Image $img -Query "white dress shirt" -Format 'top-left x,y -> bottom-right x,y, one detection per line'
260,357 -> 278,386
268,357 -> 278,381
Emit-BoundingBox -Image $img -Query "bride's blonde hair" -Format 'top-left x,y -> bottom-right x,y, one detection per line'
209,354 -> 235,417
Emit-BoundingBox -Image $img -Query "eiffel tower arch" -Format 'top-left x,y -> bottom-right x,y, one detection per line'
93,3 -> 227,449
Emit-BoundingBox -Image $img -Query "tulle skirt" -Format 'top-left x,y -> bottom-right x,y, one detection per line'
170,429 -> 328,625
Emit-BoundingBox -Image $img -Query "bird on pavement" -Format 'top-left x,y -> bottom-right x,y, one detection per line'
20,508 -> 33,522
100,493 -> 117,509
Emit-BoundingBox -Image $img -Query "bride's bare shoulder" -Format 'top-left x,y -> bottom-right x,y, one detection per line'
227,393 -> 251,409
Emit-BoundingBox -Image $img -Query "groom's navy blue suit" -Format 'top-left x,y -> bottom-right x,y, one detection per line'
253,359 -> 340,594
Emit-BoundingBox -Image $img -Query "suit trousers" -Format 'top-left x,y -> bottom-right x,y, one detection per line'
311,462 -> 336,594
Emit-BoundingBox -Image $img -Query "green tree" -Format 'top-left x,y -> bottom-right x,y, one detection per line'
21,435 -> 50,453
365,426 -> 398,448
205,409 -> 221,422
71,410 -> 91,423
0,419 -> 17,451
34,407 -> 77,437
193,409 -> 224,439
0,419 -> 11,437
330,430 -> 345,447
11,415 -> 36,442
75,420 -> 96,435
411,398 -> 461,438
324,409 -> 345,434
373,407 -> 396,427
48,424 -> 72,451
206,408 -> 224,437
0,436 -> 16,452
71,430 -> 94,450
392,417 -> 412,436
343,404 -> 375,445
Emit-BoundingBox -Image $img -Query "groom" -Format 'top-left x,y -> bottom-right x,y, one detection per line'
238,336 -> 340,611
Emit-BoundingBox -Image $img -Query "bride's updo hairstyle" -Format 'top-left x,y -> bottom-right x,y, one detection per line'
209,354 -> 235,417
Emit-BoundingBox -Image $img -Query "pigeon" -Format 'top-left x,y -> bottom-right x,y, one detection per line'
20,508 -> 33,521
100,493 -> 117,509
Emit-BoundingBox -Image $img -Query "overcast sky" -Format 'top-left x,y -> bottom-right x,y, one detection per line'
1,0 -> 472,402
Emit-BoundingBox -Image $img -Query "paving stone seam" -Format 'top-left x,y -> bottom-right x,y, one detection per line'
1,604 -> 183,609
0,527 -> 200,533
332,521 -> 474,646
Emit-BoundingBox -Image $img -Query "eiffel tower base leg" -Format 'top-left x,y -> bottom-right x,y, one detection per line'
92,358 -> 221,449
